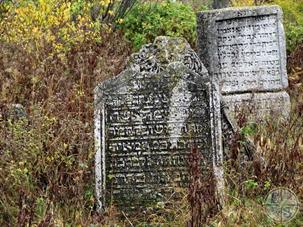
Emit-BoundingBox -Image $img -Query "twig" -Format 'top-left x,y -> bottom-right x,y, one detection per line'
122,211 -> 134,227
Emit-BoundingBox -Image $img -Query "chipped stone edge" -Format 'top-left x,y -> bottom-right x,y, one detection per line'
94,37 -> 225,211
94,86 -> 106,211
209,81 -> 225,206
94,78 -> 225,212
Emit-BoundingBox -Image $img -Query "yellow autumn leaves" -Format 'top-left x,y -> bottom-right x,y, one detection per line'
0,0 -> 111,55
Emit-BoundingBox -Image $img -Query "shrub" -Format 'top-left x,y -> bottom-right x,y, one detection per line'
0,107 -> 95,225
0,4 -> 131,224
273,0 -> 303,52
0,0 -> 302,225
289,44 -> 303,70
0,0 -> 104,55
0,17 -> 131,226
119,1 -> 197,50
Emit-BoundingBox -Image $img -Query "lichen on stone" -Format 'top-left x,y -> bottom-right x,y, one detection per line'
128,36 -> 208,78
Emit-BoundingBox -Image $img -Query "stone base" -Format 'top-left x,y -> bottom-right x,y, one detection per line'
222,91 -> 291,124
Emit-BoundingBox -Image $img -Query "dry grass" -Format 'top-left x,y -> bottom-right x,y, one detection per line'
0,31 -> 132,226
0,25 -> 302,226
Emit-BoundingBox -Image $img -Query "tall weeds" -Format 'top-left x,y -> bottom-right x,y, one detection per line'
0,31 -> 131,226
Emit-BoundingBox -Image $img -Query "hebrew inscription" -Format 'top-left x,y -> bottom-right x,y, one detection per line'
216,15 -> 282,92
197,6 -> 290,122
105,72 -> 212,204
197,5 -> 288,94
95,37 -> 223,210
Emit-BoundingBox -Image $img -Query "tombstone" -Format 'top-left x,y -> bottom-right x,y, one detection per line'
94,36 -> 224,211
212,0 -> 229,9
197,6 -> 291,124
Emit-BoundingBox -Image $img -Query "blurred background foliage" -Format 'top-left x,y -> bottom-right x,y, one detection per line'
0,0 -> 302,52
0,0 -> 302,225
117,1 -> 198,50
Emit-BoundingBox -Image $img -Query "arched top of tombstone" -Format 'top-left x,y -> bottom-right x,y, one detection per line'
95,36 -> 211,106
94,36 -> 224,211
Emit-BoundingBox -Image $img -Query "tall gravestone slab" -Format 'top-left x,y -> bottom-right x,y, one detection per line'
94,37 -> 223,210
197,6 -> 291,122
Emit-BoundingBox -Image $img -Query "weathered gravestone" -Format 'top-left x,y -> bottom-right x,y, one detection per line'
197,6 -> 291,123
94,36 -> 224,211
213,0 -> 229,9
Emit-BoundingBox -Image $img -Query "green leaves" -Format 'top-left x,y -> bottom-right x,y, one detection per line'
244,179 -> 259,190
240,123 -> 257,137
273,0 -> 303,52
120,2 -> 197,50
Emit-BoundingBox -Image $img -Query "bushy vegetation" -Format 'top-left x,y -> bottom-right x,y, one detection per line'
0,0 -> 104,55
0,0 -> 302,226
121,0 -> 303,51
119,1 -> 198,49
0,1 -> 131,225
273,0 -> 303,52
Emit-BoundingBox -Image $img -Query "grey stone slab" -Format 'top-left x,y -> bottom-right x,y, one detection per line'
94,37 -> 224,211
222,91 -> 291,122
197,5 -> 288,94
213,0 -> 229,9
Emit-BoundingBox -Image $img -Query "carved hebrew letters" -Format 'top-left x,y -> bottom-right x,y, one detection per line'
197,6 -> 290,122
216,15 -> 282,92
95,37 -> 223,211
104,73 -> 212,203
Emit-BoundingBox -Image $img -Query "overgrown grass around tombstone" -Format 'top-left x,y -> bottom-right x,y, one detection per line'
0,0 -> 303,226
215,77 -> 303,226
0,29 -> 132,226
